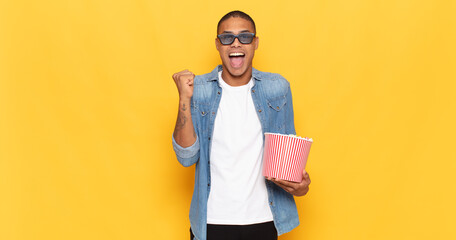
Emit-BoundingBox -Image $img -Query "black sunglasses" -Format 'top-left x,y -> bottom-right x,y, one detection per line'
217,32 -> 256,45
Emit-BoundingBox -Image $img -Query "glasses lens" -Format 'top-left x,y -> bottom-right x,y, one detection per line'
238,33 -> 254,44
219,34 -> 235,45
218,33 -> 255,45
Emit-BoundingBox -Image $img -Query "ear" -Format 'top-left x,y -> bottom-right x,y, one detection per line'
215,38 -> 220,51
254,36 -> 259,50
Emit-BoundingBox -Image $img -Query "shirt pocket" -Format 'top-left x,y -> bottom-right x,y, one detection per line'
267,95 -> 287,112
194,101 -> 211,136
266,96 -> 287,131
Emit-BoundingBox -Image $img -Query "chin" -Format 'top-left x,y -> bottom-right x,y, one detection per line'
230,69 -> 246,77
224,65 -> 249,78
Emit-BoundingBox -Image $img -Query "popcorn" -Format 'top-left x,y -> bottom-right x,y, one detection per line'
271,133 -> 313,142
262,132 -> 313,182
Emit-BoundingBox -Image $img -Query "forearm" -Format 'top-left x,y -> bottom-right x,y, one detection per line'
173,98 -> 196,148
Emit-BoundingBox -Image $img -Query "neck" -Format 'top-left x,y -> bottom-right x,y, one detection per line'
221,66 -> 252,86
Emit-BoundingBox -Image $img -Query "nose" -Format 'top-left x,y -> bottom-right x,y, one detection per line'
231,37 -> 242,47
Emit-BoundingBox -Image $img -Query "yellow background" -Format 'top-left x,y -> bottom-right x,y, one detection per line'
1,0 -> 455,239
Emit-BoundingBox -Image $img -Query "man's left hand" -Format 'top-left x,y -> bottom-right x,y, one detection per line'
267,171 -> 311,197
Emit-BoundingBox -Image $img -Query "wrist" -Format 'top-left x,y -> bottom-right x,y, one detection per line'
179,98 -> 191,110
179,96 -> 192,103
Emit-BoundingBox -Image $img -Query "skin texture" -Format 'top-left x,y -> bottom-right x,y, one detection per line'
267,171 -> 311,197
215,17 -> 259,86
172,16 -> 311,197
172,70 -> 196,148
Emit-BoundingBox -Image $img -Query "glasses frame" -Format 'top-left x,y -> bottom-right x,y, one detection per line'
217,32 -> 256,45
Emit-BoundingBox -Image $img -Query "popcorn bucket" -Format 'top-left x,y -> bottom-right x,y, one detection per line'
263,133 -> 313,182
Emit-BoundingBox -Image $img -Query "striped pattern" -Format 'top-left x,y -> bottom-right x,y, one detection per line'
262,133 -> 313,183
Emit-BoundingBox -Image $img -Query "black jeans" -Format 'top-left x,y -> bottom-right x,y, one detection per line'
190,221 -> 278,240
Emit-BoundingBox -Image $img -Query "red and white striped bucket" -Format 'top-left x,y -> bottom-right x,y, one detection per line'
262,133 -> 313,183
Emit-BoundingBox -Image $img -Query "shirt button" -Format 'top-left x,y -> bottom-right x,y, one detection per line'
208,183 -> 211,186
208,137 -> 211,140
217,91 -> 220,94
270,201 -> 273,205
252,89 -> 255,93
212,112 -> 215,115
202,111 -> 205,114
276,106 -> 279,110
258,109 -> 262,113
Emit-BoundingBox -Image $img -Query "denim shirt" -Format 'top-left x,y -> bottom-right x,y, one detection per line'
172,65 -> 299,240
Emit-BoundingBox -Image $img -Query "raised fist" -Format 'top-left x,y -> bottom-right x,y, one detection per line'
172,70 -> 195,100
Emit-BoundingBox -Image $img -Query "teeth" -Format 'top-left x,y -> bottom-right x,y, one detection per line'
229,53 -> 245,57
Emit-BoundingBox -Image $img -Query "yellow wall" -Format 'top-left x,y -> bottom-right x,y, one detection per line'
1,0 -> 455,239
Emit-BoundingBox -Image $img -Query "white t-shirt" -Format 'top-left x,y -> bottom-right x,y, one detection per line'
206,71 -> 273,225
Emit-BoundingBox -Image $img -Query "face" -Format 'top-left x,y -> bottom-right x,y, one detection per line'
216,17 -> 259,79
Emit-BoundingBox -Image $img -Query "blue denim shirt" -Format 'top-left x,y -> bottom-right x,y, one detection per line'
172,65 -> 299,240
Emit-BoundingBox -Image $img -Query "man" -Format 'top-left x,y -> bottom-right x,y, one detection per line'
172,11 -> 311,240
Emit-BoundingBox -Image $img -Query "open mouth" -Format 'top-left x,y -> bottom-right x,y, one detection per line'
229,52 -> 245,68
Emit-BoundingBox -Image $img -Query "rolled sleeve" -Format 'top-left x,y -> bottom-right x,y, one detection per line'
172,135 -> 200,167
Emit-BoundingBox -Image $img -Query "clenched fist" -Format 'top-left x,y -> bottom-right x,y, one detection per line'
173,70 -> 195,100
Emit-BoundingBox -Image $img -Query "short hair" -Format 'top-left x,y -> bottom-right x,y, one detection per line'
217,10 -> 256,34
